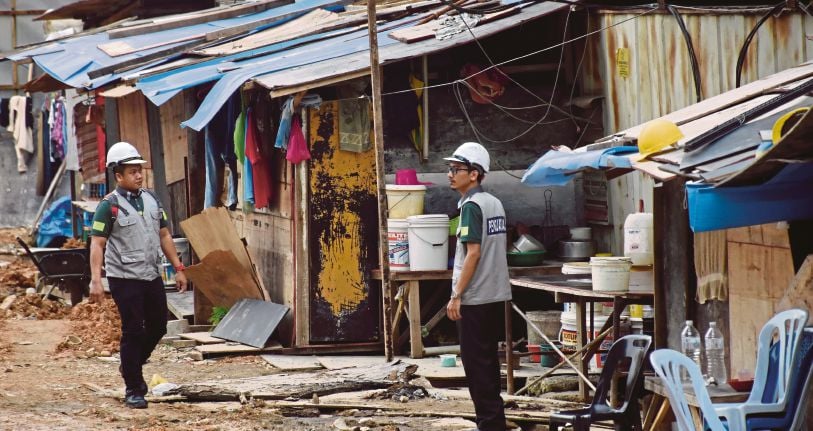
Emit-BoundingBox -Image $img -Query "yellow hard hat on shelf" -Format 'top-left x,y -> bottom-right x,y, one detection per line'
635,119 -> 684,161
772,107 -> 810,145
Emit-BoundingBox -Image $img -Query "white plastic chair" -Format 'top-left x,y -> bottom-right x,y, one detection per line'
713,308 -> 809,431
650,349 -> 728,431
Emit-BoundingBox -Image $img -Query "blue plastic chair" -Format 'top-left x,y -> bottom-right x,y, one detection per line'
746,327 -> 813,430
549,335 -> 652,431
713,309 -> 809,430
649,349 -> 728,431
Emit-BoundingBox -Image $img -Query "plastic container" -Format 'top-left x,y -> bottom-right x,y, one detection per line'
560,311 -> 622,370
624,213 -> 654,265
561,262 -> 592,275
440,354 -> 457,367
387,219 -> 410,271
513,234 -> 545,252
590,257 -> 633,292
506,250 -> 545,267
526,310 -> 562,345
705,322 -> 727,384
407,214 -> 449,270
539,342 -> 561,367
386,185 -> 426,219
628,265 -> 654,293
527,344 -> 542,363
681,320 -> 703,381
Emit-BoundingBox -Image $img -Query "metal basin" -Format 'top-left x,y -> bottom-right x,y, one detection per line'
557,240 -> 595,262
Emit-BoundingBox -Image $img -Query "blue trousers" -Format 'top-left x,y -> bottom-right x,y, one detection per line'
204,93 -> 240,208
108,277 -> 167,396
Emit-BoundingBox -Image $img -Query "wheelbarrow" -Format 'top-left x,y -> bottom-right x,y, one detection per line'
16,237 -> 90,306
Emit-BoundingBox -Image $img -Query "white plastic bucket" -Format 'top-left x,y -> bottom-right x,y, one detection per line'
590,257 -> 632,292
628,265 -> 654,293
624,213 -> 654,265
387,219 -> 410,271
407,214 -> 450,271
386,185 -> 426,219
560,311 -> 621,370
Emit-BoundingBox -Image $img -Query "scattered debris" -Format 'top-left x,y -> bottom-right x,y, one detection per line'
55,301 -> 121,357
368,383 -> 429,402
61,238 -> 85,249
0,258 -> 36,289
0,293 -> 70,320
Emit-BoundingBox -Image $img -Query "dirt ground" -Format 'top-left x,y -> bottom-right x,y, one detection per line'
0,229 -> 559,431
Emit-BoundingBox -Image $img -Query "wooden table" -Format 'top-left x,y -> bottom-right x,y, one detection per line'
509,274 -> 654,399
371,263 -> 564,358
643,375 -> 749,430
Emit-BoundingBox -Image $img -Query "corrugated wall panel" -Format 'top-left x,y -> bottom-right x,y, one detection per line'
585,11 -> 813,134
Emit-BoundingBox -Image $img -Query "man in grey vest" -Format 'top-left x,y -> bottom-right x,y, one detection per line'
445,142 -> 511,431
89,141 -> 188,409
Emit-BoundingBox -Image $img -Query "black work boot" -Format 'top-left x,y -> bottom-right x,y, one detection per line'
124,393 -> 147,409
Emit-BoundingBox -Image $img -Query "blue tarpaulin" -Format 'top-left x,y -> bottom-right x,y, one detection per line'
36,196 -> 74,247
521,146 -> 637,186
686,163 -> 813,232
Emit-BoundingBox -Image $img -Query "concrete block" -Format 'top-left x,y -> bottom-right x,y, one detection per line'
165,319 -> 190,336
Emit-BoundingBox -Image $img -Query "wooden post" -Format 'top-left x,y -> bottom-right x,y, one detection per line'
505,301 -> 514,394
367,0 -> 394,361
11,0 -> 18,91
421,55 -> 429,161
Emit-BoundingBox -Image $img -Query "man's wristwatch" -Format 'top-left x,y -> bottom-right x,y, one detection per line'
450,290 -> 460,300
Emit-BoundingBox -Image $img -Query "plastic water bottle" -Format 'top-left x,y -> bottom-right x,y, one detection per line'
705,322 -> 727,385
680,320 -> 703,381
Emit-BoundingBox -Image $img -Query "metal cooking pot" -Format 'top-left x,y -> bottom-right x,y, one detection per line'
557,239 -> 595,262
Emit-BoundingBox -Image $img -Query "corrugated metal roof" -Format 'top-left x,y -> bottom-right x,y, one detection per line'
251,1 -> 567,95
7,0 -> 349,89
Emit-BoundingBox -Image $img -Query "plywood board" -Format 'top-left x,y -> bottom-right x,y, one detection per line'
388,22 -> 438,43
316,355 -> 387,370
180,207 -> 252,270
179,332 -> 225,344
728,293 -> 773,376
778,255 -> 813,312
184,250 -> 264,308
211,298 -> 289,348
261,354 -> 323,371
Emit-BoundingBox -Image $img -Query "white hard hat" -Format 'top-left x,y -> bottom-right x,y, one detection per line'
444,142 -> 490,173
107,142 -> 147,167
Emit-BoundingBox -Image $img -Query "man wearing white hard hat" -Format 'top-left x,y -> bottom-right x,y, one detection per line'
445,142 -> 511,431
89,141 -> 188,409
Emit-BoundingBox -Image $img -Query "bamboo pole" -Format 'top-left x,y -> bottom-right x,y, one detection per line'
367,0 -> 394,361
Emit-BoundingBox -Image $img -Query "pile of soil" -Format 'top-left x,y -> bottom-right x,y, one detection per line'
0,258 -> 36,289
55,300 -> 121,357
61,238 -> 85,249
0,293 -> 70,320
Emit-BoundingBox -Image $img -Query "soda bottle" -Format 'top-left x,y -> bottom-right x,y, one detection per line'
680,320 -> 703,381
705,322 -> 727,385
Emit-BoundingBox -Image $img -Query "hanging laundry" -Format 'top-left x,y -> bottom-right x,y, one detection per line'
62,90 -> 81,171
275,93 -> 322,149
204,92 -> 240,209
245,108 -> 273,209
460,63 -> 509,104
9,95 -> 34,173
50,98 -> 66,160
286,116 -> 310,164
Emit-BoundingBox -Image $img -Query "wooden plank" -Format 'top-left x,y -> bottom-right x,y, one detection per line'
408,281 -> 422,358
195,340 -> 283,355
294,162 -> 310,347
261,354 -> 323,371
388,22 -> 438,43
166,290 -> 194,319
107,0 -> 294,39
98,34 -> 203,57
728,293 -> 773,375
117,92 -> 151,168
761,223 -> 791,248
184,88 -> 206,217
171,360 -> 415,399
184,250 -> 264,308
316,355 -> 386,370
147,98 -> 172,232
179,332 -> 225,344
159,92 -> 188,184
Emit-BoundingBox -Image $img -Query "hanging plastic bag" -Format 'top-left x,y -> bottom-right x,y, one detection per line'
286,116 -> 310,164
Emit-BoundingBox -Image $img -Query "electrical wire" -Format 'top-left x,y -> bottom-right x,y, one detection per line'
381,6 -> 658,97
735,2 -> 785,88
667,5 -> 702,103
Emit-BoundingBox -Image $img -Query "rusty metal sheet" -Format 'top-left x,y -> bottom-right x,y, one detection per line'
308,102 -> 379,343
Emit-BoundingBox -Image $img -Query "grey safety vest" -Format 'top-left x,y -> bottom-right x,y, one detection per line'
104,189 -> 162,281
452,189 -> 511,305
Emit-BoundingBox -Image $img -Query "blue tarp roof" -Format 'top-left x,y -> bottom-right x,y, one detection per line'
521,146 -> 637,186
8,0 -> 346,89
